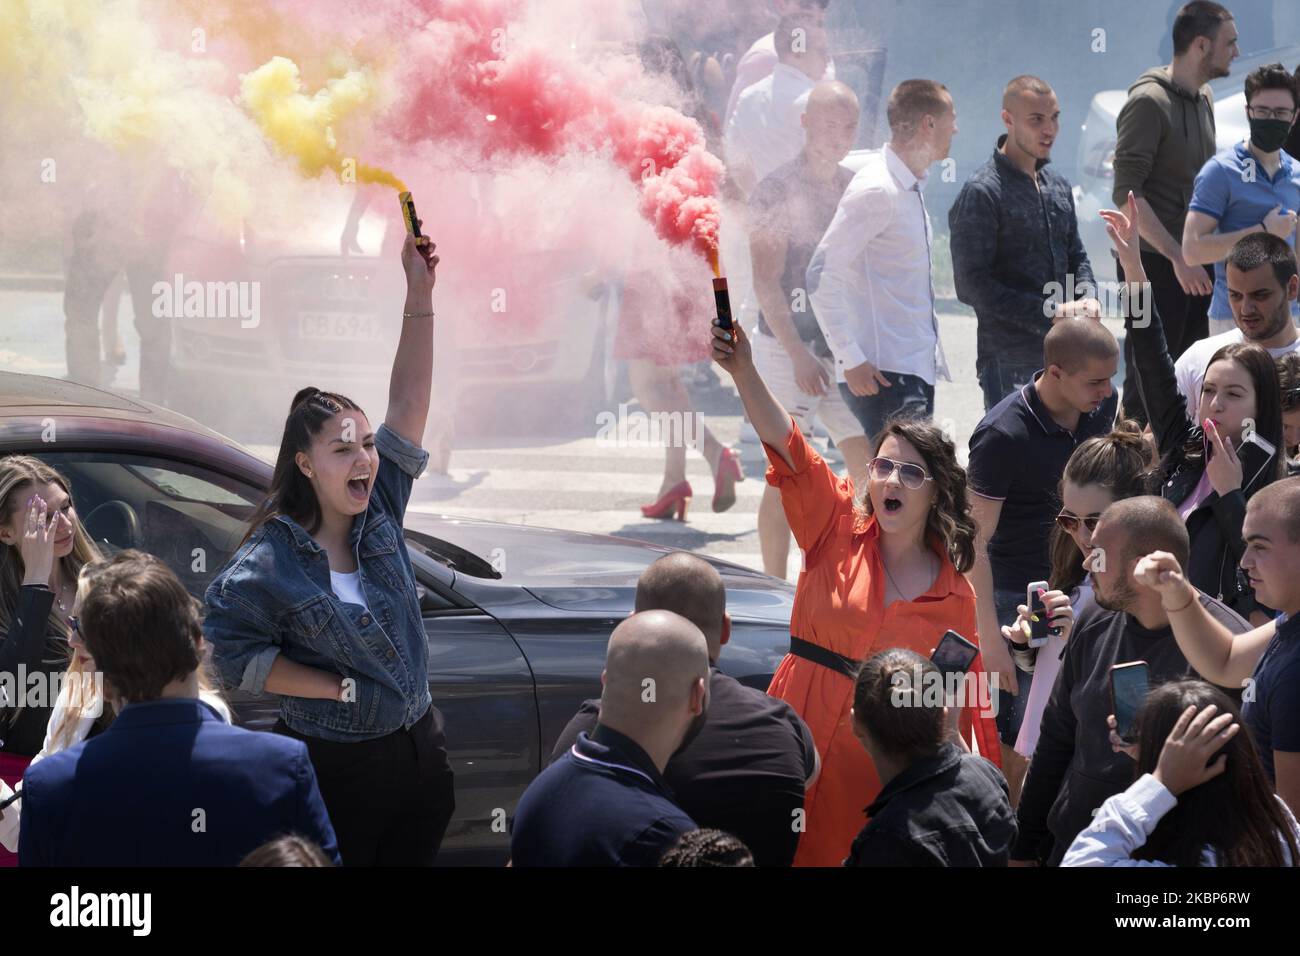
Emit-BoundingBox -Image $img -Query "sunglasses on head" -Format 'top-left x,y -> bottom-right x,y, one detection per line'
868,456 -> 933,490
1055,511 -> 1101,534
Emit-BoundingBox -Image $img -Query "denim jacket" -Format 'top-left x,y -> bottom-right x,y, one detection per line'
204,423 -> 432,742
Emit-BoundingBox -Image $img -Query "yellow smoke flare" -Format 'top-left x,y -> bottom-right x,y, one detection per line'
239,55 -> 405,191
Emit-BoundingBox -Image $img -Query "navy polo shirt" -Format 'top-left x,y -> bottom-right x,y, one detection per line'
967,374 -> 1117,593
510,725 -> 696,867
1242,612 -> 1300,782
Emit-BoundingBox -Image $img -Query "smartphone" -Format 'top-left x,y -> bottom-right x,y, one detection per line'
399,190 -> 423,239
931,630 -> 979,677
713,277 -> 733,332
1241,428 -> 1278,460
1110,661 -> 1150,743
1026,580 -> 1051,648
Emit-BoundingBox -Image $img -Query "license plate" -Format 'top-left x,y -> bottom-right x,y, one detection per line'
297,313 -> 381,341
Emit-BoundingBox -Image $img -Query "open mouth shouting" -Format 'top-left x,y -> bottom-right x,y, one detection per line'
882,494 -> 904,514
346,471 -> 372,503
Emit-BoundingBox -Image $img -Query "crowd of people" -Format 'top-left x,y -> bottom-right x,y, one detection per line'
2,0 -> 1300,868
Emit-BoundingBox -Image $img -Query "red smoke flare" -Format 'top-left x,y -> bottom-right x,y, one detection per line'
393,2 -> 722,264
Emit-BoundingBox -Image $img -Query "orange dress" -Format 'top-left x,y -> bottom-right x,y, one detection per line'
764,421 -> 1002,867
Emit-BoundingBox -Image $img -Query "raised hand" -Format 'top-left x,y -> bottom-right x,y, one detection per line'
1132,550 -> 1195,610
400,231 -> 438,295
711,317 -> 753,376
19,495 -> 58,587
1100,191 -> 1144,282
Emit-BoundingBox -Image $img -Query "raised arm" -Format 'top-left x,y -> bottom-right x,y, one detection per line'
712,320 -> 796,469
712,320 -> 851,560
384,232 -> 439,445
1102,193 -> 1194,458
1132,551 -> 1274,687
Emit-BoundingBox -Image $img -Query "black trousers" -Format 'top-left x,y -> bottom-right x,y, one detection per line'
275,704 -> 455,867
1117,252 -> 1211,425
62,231 -> 172,404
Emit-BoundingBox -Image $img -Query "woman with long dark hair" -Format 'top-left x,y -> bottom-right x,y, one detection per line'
1105,194 -> 1285,622
0,456 -> 101,867
1002,423 -> 1153,758
1063,681 -> 1300,866
712,317 -> 1000,866
204,233 -> 454,866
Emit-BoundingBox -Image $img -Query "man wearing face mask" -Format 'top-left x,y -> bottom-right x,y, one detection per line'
511,609 -> 711,867
1184,64 -> 1300,338
547,553 -> 819,866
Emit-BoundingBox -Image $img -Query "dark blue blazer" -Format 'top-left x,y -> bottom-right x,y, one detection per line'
18,698 -> 340,866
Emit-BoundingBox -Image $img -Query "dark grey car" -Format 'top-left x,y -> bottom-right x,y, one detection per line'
0,372 -> 794,865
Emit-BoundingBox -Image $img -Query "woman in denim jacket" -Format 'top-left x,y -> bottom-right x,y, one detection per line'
204,233 -> 453,866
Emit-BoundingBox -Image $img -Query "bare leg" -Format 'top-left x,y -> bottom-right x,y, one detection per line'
629,360 -> 722,496
1001,746 -> 1029,809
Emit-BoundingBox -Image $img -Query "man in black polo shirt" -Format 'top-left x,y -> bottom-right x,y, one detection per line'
511,609 -> 709,867
1011,497 -> 1248,866
967,319 -> 1119,799
549,552 -> 819,866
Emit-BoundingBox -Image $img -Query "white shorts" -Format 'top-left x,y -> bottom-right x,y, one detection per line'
752,329 -> 865,446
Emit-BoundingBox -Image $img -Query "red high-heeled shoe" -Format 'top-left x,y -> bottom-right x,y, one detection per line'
641,480 -> 692,520
711,447 -> 745,513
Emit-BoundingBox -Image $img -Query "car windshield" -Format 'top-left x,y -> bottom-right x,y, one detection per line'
38,452 -> 264,596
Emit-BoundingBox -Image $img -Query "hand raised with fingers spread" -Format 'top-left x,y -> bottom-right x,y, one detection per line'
19,495 -> 58,587
1100,191 -> 1144,282
1152,703 -> 1239,796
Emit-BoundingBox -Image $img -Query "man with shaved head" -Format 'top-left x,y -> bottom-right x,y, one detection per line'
512,609 -> 709,866
549,552 -> 819,865
748,80 -> 869,580
950,74 -> 1100,413
1132,477 -> 1300,816
966,316 -> 1118,793
1011,497 -> 1250,865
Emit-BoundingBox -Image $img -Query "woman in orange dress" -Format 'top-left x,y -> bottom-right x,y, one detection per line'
713,318 -> 1002,867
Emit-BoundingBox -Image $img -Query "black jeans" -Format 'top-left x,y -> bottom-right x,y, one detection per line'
837,372 -> 935,441
62,232 -> 172,404
1117,252 -> 1211,426
275,704 -> 455,866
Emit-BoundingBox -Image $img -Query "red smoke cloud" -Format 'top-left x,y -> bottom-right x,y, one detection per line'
393,1 -> 723,264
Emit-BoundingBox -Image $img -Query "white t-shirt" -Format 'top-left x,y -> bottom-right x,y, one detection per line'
1175,328 -> 1300,414
330,569 -> 369,609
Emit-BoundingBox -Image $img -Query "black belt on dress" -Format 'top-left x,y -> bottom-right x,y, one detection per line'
788,636 -> 860,680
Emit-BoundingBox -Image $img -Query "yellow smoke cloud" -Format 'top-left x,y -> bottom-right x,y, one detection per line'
240,56 -> 406,191
0,0 -> 281,226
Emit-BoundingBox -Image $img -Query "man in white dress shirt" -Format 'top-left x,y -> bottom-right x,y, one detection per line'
724,0 -> 836,127
807,79 -> 956,442
725,14 -> 831,199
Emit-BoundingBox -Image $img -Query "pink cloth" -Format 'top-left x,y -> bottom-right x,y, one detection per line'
0,753 -> 32,867
1178,469 -> 1215,522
